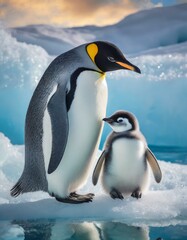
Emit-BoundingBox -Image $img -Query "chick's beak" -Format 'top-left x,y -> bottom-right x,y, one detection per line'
103,118 -> 113,123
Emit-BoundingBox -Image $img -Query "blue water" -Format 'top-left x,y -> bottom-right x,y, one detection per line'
149,146 -> 187,165
0,220 -> 186,240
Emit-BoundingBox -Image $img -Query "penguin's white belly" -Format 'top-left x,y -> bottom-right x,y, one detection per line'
43,71 -> 108,197
102,138 -> 150,194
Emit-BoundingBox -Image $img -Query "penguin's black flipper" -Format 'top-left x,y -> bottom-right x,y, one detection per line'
92,150 -> 107,185
47,85 -> 69,174
146,148 -> 162,183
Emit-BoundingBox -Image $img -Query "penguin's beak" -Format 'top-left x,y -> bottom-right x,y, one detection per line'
116,59 -> 141,74
103,118 -> 113,124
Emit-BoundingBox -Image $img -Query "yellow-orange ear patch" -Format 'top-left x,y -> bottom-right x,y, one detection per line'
86,43 -> 98,64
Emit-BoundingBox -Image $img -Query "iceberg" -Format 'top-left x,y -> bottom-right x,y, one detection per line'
104,44 -> 187,148
0,26 -> 52,144
0,133 -> 186,225
1,25 -> 187,147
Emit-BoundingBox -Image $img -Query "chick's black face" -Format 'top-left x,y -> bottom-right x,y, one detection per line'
94,41 -> 141,73
103,111 -> 138,131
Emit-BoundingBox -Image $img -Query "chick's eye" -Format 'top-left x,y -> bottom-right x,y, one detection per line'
117,117 -> 124,123
107,56 -> 115,62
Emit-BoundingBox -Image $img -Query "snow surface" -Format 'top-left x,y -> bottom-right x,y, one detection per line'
0,133 -> 186,225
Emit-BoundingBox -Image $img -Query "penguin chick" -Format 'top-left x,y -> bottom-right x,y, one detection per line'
92,110 -> 162,199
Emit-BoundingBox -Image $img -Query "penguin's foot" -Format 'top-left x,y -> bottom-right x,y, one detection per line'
131,189 -> 142,199
55,192 -> 94,204
70,192 -> 95,198
110,188 -> 124,200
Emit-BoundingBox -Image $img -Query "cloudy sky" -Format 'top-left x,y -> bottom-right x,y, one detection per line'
0,0 -> 186,28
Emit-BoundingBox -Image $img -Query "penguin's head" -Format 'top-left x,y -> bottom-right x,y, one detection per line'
103,110 -> 139,133
86,41 -> 141,73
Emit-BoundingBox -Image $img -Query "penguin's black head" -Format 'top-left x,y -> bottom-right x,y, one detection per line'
103,110 -> 139,132
86,41 -> 141,73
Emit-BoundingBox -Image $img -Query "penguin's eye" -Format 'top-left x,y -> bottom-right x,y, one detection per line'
107,56 -> 115,62
117,117 -> 124,123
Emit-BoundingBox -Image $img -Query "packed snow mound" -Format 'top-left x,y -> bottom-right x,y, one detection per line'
0,26 -> 51,89
0,133 -> 186,225
10,4 -> 187,55
0,26 -> 52,144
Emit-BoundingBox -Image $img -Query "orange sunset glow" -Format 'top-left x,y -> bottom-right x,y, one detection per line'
0,0 -> 162,27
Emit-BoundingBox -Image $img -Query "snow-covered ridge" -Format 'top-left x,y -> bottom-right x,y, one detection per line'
9,4 -> 187,56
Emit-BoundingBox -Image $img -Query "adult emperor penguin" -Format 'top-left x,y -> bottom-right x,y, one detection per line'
11,41 -> 141,204
92,110 -> 162,199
